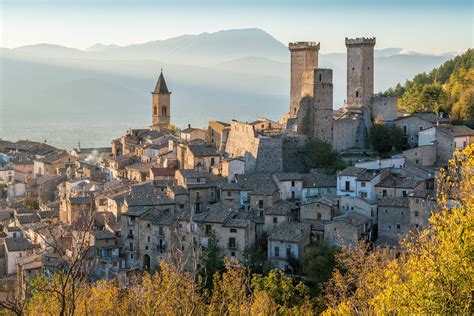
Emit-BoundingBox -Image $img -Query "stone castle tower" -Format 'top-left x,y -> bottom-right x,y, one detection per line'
151,70 -> 171,131
345,37 -> 376,110
285,42 -> 333,144
289,42 -> 320,118
300,68 -> 334,142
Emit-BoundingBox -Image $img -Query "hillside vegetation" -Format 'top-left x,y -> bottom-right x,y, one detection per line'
379,49 -> 473,122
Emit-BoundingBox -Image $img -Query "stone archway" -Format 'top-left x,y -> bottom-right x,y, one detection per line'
143,254 -> 151,271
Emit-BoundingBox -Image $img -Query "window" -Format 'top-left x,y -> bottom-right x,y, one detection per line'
197,178 -> 201,183
145,246 -> 149,251
196,191 -> 200,198
147,223 -> 151,228
162,105 -> 167,116
228,237 -> 236,249
227,191 -> 232,197
415,211 -> 419,217
210,158 -> 215,166
356,91 -> 359,98
274,247 -> 280,257
261,124 -> 265,129
360,192 -> 367,198
345,181 -> 350,191
195,203 -> 201,212
147,236 -> 150,242
396,224 -> 401,230
128,229 -> 133,238
361,181 -> 366,187
291,191 -> 295,199
291,181 -> 295,187
231,251 -> 235,257
159,226 -> 164,235
205,224 -> 212,236
319,74 -> 322,81
273,217 -> 278,224
403,125 -> 407,135
258,200 -> 264,209
129,242 -> 133,251
153,106 -> 157,115
385,209 -> 388,214
402,190 -> 407,197
316,212 -> 321,220
420,126 -> 423,131
388,225 -> 392,229
382,189 -> 387,197
230,228 -> 237,233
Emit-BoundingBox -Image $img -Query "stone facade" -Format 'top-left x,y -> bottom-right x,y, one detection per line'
151,71 -> 171,131
345,37 -> 376,110
289,42 -> 320,118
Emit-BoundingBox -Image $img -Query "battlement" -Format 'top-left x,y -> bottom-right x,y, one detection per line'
345,37 -> 376,47
289,42 -> 320,51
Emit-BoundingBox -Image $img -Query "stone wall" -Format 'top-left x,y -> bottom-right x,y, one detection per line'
289,42 -> 320,118
225,121 -> 261,173
255,137 -> 283,173
282,135 -> 308,172
370,96 -> 397,122
345,37 -> 376,110
403,145 -> 436,166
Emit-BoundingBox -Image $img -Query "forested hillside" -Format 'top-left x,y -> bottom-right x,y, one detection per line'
379,49 -> 473,122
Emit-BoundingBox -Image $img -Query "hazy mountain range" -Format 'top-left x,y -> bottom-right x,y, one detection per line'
0,28 -> 456,148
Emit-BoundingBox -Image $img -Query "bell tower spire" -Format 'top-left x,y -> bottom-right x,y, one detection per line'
151,69 -> 171,131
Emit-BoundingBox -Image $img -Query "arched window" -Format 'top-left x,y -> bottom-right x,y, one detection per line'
154,106 -> 157,116
162,105 -> 167,116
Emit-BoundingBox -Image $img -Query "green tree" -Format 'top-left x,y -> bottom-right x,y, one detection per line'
201,233 -> 225,290
369,123 -> 391,153
242,243 -> 266,275
302,242 -> 338,294
304,139 -> 345,170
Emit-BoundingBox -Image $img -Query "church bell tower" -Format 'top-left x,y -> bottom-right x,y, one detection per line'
152,70 -> 171,131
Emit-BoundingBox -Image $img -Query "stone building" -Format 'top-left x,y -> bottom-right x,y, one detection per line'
418,125 -> 474,165
408,190 -> 436,231
285,42 -> 333,143
206,121 -> 230,153
151,70 -> 171,131
374,175 -> 425,198
194,201 -> 255,261
288,42 -> 320,118
180,125 -> 206,143
332,37 -> 399,152
324,212 -> 372,247
376,197 -> 410,246
394,112 -> 446,148
177,143 -> 220,172
267,222 -> 311,273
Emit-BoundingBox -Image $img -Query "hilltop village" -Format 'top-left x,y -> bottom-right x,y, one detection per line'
0,37 -> 473,285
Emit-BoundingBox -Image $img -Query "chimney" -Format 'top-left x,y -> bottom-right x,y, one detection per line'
188,124 -> 191,129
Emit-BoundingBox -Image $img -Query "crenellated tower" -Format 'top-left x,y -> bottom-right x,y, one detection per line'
289,42 -> 320,118
151,70 -> 171,131
345,37 -> 376,111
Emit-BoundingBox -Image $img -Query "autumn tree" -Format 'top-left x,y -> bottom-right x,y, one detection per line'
323,145 -> 474,314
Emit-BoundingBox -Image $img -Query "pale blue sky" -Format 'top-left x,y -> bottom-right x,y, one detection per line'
1,0 -> 472,53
